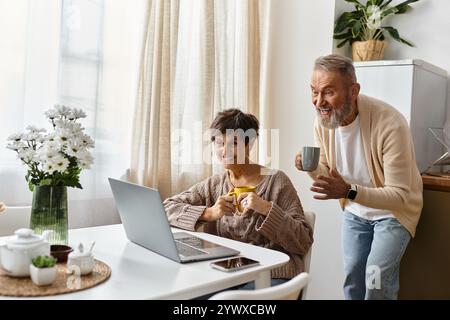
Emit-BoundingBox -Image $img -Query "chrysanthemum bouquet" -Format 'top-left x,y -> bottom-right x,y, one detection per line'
6,105 -> 94,191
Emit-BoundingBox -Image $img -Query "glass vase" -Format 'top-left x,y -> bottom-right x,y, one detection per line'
30,185 -> 68,245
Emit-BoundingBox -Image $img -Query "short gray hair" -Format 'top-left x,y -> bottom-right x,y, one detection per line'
314,54 -> 357,83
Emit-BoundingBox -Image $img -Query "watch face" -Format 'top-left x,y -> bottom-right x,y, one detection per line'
348,190 -> 357,200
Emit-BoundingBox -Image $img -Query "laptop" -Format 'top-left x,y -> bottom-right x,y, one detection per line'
108,178 -> 239,263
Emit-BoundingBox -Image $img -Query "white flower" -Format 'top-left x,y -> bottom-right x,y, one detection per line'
367,17 -> 381,30
38,149 -> 60,163
68,108 -> 87,120
6,144 -> 19,151
66,143 -> 83,158
77,151 -> 94,169
367,5 -> 381,16
26,126 -> 46,133
43,162 -> 58,174
6,140 -> 27,151
18,149 -> 37,163
366,5 -> 382,30
36,135 -> 46,144
55,104 -> 72,117
52,157 -> 69,172
45,109 -> 59,119
47,143 -> 61,152
79,134 -> 95,148
7,133 -> 23,141
7,144 -> 20,151
6,105 -> 94,188
55,128 -> 72,146
22,131 -> 45,142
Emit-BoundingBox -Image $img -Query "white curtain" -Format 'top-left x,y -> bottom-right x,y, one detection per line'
131,0 -> 271,198
0,0 -> 146,228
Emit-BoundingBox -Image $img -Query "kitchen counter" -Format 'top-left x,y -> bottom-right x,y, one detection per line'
421,173 -> 450,192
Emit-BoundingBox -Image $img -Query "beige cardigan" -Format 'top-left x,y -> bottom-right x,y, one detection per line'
309,94 -> 423,237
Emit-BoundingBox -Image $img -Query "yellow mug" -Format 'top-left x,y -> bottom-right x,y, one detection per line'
228,186 -> 257,212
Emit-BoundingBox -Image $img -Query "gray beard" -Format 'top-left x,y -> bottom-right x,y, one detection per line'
317,101 -> 353,129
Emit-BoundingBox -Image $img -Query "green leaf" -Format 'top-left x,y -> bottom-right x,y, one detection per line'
344,0 -> 364,9
39,179 -> 52,186
337,38 -> 350,48
382,6 -> 399,16
394,0 -> 420,14
351,20 -> 362,39
334,12 -> 355,33
334,31 -> 353,40
380,0 -> 393,10
28,182 -> 35,192
32,256 -> 57,268
382,26 -> 414,46
369,0 -> 384,6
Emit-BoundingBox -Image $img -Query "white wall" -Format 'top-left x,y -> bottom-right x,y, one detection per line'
263,0 -> 345,299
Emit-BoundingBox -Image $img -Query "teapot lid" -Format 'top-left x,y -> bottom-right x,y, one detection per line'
8,228 -> 44,246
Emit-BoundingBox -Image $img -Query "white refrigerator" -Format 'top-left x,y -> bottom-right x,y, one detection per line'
354,59 -> 448,172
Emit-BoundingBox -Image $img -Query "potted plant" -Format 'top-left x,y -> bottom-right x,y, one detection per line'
334,0 -> 420,61
30,255 -> 58,286
6,105 -> 94,245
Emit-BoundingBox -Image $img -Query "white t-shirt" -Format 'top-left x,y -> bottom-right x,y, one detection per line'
335,115 -> 395,220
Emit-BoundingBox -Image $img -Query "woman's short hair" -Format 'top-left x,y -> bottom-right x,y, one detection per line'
210,108 -> 259,145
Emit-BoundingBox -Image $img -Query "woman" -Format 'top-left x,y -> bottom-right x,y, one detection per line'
164,108 -> 313,284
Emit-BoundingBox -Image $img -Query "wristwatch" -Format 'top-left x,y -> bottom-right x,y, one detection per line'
346,184 -> 358,200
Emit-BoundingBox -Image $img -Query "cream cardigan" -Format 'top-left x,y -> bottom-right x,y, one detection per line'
309,94 -> 423,237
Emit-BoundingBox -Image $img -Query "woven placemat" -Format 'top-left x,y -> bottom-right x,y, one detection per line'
0,259 -> 111,297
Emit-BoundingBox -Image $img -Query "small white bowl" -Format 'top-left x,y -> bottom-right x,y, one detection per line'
29,264 -> 57,286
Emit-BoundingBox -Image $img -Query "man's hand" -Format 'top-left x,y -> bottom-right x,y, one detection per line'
294,153 -> 304,171
201,195 -> 235,222
237,192 -> 272,216
310,169 -> 351,200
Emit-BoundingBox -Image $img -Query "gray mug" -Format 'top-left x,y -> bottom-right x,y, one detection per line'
301,146 -> 320,171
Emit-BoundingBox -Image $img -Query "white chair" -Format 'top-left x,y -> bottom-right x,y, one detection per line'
209,272 -> 311,300
0,206 -> 31,236
300,211 -> 316,300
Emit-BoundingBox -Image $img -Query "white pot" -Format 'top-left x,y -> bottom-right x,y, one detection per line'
0,228 -> 52,277
67,255 -> 95,275
29,264 -> 56,286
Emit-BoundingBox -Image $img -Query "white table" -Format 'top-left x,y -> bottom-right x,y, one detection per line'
0,224 -> 289,299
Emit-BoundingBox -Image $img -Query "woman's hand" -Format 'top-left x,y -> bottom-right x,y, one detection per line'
0,202 -> 5,214
237,192 -> 272,216
200,195 -> 235,222
294,152 -> 304,171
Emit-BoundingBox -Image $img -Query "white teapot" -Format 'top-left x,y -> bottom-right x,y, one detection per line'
0,228 -> 52,277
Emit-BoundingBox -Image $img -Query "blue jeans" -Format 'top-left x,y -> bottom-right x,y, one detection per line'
342,211 -> 411,300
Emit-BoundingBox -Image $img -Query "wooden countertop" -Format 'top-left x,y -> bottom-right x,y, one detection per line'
421,173 -> 450,192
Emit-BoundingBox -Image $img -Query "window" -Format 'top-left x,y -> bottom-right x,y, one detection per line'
0,0 -> 145,226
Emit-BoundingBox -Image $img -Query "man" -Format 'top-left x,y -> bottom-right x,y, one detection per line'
295,54 -> 422,300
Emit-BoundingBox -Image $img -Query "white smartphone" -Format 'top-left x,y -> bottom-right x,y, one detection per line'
210,257 -> 260,272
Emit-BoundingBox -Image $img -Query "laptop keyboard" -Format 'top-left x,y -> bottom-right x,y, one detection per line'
177,236 -> 204,248
175,241 -> 207,257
